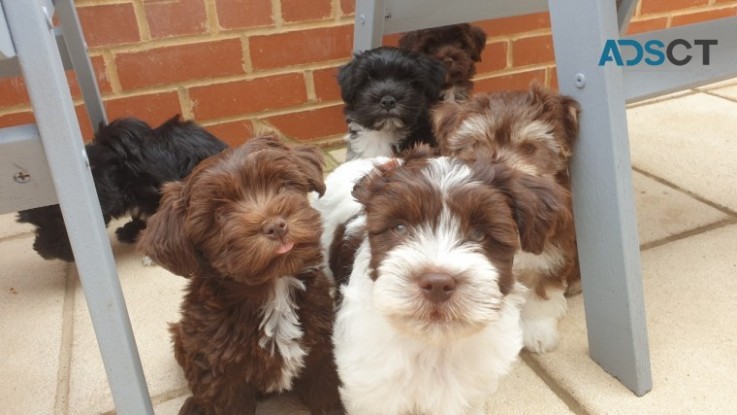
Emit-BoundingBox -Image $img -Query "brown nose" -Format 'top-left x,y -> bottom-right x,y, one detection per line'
263,218 -> 288,240
418,273 -> 456,303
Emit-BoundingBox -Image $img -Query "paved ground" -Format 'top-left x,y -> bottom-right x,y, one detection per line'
1,79 -> 736,414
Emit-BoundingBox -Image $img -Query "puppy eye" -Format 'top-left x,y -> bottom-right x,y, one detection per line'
392,223 -> 408,236
469,227 -> 486,242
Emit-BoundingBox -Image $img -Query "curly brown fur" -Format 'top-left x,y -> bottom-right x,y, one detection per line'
433,83 -> 582,352
399,24 -> 487,101
138,135 -> 342,415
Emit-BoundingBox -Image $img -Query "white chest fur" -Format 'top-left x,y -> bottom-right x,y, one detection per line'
259,276 -> 307,392
345,122 -> 404,160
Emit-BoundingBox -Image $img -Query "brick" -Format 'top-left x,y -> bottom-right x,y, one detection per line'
0,108 -> 93,141
474,68 -> 546,93
626,17 -> 669,34
104,91 -> 182,126
0,77 -> 29,108
0,61 -> 109,108
282,0 -> 332,22
382,33 -> 402,47
75,104 -> 95,141
263,104 -> 346,142
203,119 -> 253,147
0,111 -> 34,129
116,39 -> 245,90
313,66 -> 342,102
548,67 -> 558,90
67,56 -> 113,100
145,0 -> 208,39
512,34 -> 555,67
189,73 -> 307,120
250,25 -> 353,70
475,41 -> 508,74
340,0 -> 355,15
90,55 -> 113,94
671,7 -> 737,26
216,0 -> 273,30
77,4 -> 140,48
640,0 -> 708,15
472,12 -> 550,38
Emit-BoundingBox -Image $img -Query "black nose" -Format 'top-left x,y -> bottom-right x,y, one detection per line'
418,273 -> 456,303
262,218 -> 288,240
380,95 -> 397,109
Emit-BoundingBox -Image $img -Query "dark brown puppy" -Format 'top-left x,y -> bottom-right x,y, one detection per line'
399,23 -> 487,100
138,135 -> 341,415
433,83 -> 581,353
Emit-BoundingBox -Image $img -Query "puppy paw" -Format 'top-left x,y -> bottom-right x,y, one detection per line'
115,218 -> 146,244
521,318 -> 559,353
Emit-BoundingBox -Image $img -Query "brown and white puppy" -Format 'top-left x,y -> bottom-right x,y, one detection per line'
315,147 -> 569,414
399,23 -> 487,101
433,84 -> 581,353
137,135 -> 342,415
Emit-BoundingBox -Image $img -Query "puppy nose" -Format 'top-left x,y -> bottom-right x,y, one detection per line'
418,273 -> 456,303
380,95 -> 397,109
263,218 -> 288,240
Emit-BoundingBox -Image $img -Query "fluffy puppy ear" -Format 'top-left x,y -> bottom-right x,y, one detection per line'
94,118 -> 152,165
352,145 -> 430,204
527,83 -> 581,152
337,54 -> 361,104
468,25 -> 487,61
416,53 -> 447,102
471,160 -> 571,254
351,159 -> 403,206
559,95 -> 581,150
431,99 -> 472,155
137,181 -> 200,277
293,145 -> 327,196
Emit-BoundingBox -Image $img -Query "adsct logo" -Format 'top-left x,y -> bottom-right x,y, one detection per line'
599,39 -> 718,66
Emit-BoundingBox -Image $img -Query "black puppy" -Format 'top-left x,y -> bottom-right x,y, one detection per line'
338,47 -> 446,160
17,115 -> 227,262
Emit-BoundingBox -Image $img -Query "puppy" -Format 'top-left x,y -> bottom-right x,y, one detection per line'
16,115 -> 227,262
137,135 -> 342,415
316,147 -> 569,414
433,83 -> 581,353
337,47 -> 446,161
399,23 -> 487,101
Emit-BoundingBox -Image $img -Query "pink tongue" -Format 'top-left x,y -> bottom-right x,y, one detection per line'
276,242 -> 294,254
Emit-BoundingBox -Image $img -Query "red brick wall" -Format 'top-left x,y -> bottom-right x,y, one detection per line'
0,0 -> 735,147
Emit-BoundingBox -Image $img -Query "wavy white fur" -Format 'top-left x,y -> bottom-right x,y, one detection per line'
319,157 -> 527,415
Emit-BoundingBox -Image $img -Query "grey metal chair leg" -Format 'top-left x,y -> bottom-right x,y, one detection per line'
2,1 -> 153,412
53,0 -> 107,133
353,0 -> 385,52
548,0 -> 652,396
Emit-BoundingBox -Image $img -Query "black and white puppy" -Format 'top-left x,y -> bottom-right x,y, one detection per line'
338,47 -> 446,160
17,115 -> 227,262
313,147 -> 569,414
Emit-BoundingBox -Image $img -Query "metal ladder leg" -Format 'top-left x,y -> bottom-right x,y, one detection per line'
2,0 -> 153,412
53,0 -> 107,133
353,0 -> 385,52
548,0 -> 653,396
